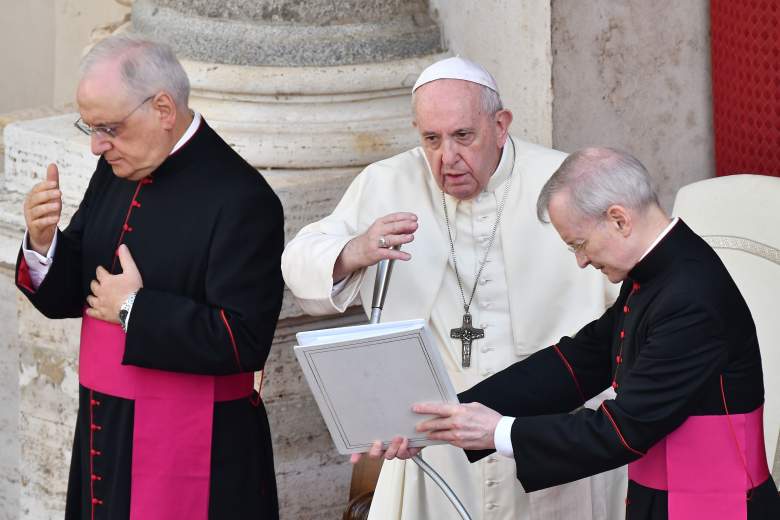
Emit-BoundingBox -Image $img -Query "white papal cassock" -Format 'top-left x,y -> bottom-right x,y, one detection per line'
282,136 -> 627,520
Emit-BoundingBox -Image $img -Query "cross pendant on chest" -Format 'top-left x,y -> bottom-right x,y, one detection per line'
450,312 -> 484,368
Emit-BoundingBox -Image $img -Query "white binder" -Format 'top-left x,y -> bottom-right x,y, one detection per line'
295,319 -> 458,455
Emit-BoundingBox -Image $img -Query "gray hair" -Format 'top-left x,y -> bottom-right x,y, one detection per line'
412,83 -> 503,118
79,33 -> 190,109
536,147 -> 660,223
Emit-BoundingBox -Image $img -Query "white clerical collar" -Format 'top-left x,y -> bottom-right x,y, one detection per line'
639,217 -> 679,261
485,137 -> 513,193
171,111 -> 202,155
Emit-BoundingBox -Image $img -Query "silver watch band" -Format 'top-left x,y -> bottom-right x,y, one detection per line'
119,292 -> 137,333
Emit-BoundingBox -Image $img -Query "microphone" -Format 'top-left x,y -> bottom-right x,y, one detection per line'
369,246 -> 400,324
366,243 -> 473,520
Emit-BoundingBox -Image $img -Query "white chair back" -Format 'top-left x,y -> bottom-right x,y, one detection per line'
672,174 -> 780,479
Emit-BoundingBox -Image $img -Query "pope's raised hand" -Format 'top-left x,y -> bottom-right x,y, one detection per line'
333,212 -> 418,281
23,163 -> 62,256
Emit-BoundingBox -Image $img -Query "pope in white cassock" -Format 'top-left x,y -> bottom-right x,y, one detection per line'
282,57 -> 626,520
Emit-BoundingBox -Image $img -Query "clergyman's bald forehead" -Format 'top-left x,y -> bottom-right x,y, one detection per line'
79,33 -> 190,109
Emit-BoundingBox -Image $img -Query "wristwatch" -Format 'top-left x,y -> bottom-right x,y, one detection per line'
118,292 -> 137,333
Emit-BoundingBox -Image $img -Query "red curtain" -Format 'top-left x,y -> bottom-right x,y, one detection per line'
711,0 -> 780,177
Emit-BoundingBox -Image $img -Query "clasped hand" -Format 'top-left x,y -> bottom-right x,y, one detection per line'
85,244 -> 143,324
350,401 -> 502,463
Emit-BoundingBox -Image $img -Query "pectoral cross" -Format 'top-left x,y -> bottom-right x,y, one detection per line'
450,312 -> 484,368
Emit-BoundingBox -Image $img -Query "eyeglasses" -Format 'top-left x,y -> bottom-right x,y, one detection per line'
73,95 -> 155,139
566,239 -> 588,254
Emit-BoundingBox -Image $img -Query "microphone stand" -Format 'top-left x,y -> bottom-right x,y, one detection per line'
370,249 -> 473,520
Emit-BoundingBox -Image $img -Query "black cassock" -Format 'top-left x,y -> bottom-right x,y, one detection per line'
16,119 -> 283,519
460,220 -> 780,519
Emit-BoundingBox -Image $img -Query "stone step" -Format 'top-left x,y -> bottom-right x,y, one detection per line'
0,192 -> 29,268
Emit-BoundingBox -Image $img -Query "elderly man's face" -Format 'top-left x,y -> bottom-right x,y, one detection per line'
414,79 -> 511,200
76,62 -> 168,181
548,192 -> 635,283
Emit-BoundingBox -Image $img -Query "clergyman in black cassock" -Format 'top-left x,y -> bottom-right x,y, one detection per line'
15,35 -> 282,520
459,219 -> 779,519
404,148 -> 780,520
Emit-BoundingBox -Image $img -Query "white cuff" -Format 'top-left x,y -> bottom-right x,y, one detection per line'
331,275 -> 349,295
329,269 -> 364,312
584,386 -> 617,410
22,230 -> 58,289
494,416 -> 516,458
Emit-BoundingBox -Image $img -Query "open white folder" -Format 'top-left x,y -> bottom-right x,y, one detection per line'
295,319 -> 458,455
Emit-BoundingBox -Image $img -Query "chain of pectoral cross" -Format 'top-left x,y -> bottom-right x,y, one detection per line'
443,139 -> 515,368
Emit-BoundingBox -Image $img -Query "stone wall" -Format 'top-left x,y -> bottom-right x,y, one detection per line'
0,105 -> 77,520
551,0 -> 714,210
0,0 -> 130,112
429,0 -> 554,147
0,267 -> 20,519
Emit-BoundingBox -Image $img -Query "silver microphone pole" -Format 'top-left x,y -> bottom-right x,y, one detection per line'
369,250 -> 396,325
370,248 -> 473,520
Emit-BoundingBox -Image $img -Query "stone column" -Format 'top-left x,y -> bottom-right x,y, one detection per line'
551,0 -> 714,211
0,1 -> 446,518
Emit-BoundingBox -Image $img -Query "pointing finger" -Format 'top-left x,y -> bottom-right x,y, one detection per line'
46,164 -> 59,187
413,402 -> 458,416
379,212 -> 418,224
382,219 -> 419,236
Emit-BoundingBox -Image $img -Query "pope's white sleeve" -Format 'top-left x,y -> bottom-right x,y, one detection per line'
282,170 -> 371,316
494,416 -> 516,458
282,230 -> 365,315
21,230 -> 58,289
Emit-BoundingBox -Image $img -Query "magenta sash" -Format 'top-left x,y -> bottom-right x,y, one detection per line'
79,314 -> 253,520
628,406 -> 769,520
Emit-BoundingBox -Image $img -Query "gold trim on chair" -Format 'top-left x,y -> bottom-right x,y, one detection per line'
702,235 -> 780,266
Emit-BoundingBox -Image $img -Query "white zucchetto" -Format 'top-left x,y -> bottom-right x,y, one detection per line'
412,56 -> 499,94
